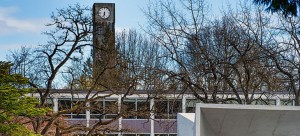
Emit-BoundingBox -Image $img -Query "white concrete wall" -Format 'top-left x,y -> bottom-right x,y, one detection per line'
195,104 -> 300,136
177,113 -> 195,136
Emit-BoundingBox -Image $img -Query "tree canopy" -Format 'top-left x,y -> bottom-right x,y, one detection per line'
0,61 -> 48,136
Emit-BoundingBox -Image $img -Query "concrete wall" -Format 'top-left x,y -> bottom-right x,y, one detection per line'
177,113 -> 195,136
197,104 -> 300,136
178,104 -> 300,136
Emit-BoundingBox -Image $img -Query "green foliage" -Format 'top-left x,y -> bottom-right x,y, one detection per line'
0,123 -> 41,136
253,0 -> 300,16
0,61 -> 47,136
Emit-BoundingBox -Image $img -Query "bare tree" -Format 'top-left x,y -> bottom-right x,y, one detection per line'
262,15 -> 300,105
144,0 -> 281,105
143,0 -> 210,102
8,4 -> 94,135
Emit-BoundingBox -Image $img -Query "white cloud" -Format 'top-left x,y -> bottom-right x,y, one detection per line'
0,6 -> 49,36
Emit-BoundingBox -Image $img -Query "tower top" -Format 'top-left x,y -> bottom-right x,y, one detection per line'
93,3 -> 115,23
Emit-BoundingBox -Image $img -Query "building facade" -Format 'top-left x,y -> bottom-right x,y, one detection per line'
31,90 -> 295,136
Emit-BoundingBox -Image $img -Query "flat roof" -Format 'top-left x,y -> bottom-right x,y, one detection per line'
197,104 -> 300,111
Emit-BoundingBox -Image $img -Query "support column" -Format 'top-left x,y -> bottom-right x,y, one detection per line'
293,100 -> 295,106
195,103 -> 201,136
182,95 -> 186,113
150,98 -> 155,136
118,95 -> 122,136
53,97 -> 58,113
86,102 -> 90,127
276,98 -> 281,106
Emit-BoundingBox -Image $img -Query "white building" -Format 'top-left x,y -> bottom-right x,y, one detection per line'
31,89 -> 296,136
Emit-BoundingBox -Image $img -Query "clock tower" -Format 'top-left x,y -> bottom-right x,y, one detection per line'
93,3 -> 116,89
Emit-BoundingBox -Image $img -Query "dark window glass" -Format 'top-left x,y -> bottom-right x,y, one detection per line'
105,99 -> 118,119
58,99 -> 71,111
45,98 -> 53,108
155,100 -> 168,119
154,134 -> 168,136
90,100 -> 104,119
251,99 -> 276,105
105,134 -> 118,136
58,99 -> 72,118
72,99 -> 86,119
58,99 -> 88,119
169,100 -> 181,119
72,100 -> 85,114
123,99 -> 136,119
223,100 -> 239,104
137,99 -> 150,119
281,99 -> 294,106
186,99 -> 201,113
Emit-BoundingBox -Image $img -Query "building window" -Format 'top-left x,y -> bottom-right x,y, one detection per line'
122,99 -> 137,119
251,99 -> 276,105
58,98 -> 86,119
58,99 -> 72,118
45,98 -> 53,108
104,99 -> 118,119
186,99 -> 199,113
222,100 -> 239,104
122,134 -> 136,136
72,99 -> 86,118
169,100 -> 181,119
116,134 -> 151,136
91,98 -> 148,119
155,99 -> 181,119
155,100 -> 168,119
90,100 -> 104,119
281,99 -> 294,106
154,134 -> 168,136
136,99 -> 150,119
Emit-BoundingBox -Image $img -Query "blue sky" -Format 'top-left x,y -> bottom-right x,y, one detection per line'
0,0 -> 241,61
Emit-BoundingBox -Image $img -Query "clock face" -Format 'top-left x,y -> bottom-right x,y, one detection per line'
98,8 -> 110,19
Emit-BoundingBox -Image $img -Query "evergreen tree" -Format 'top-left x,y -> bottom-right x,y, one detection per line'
253,0 -> 300,16
0,61 -> 48,136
